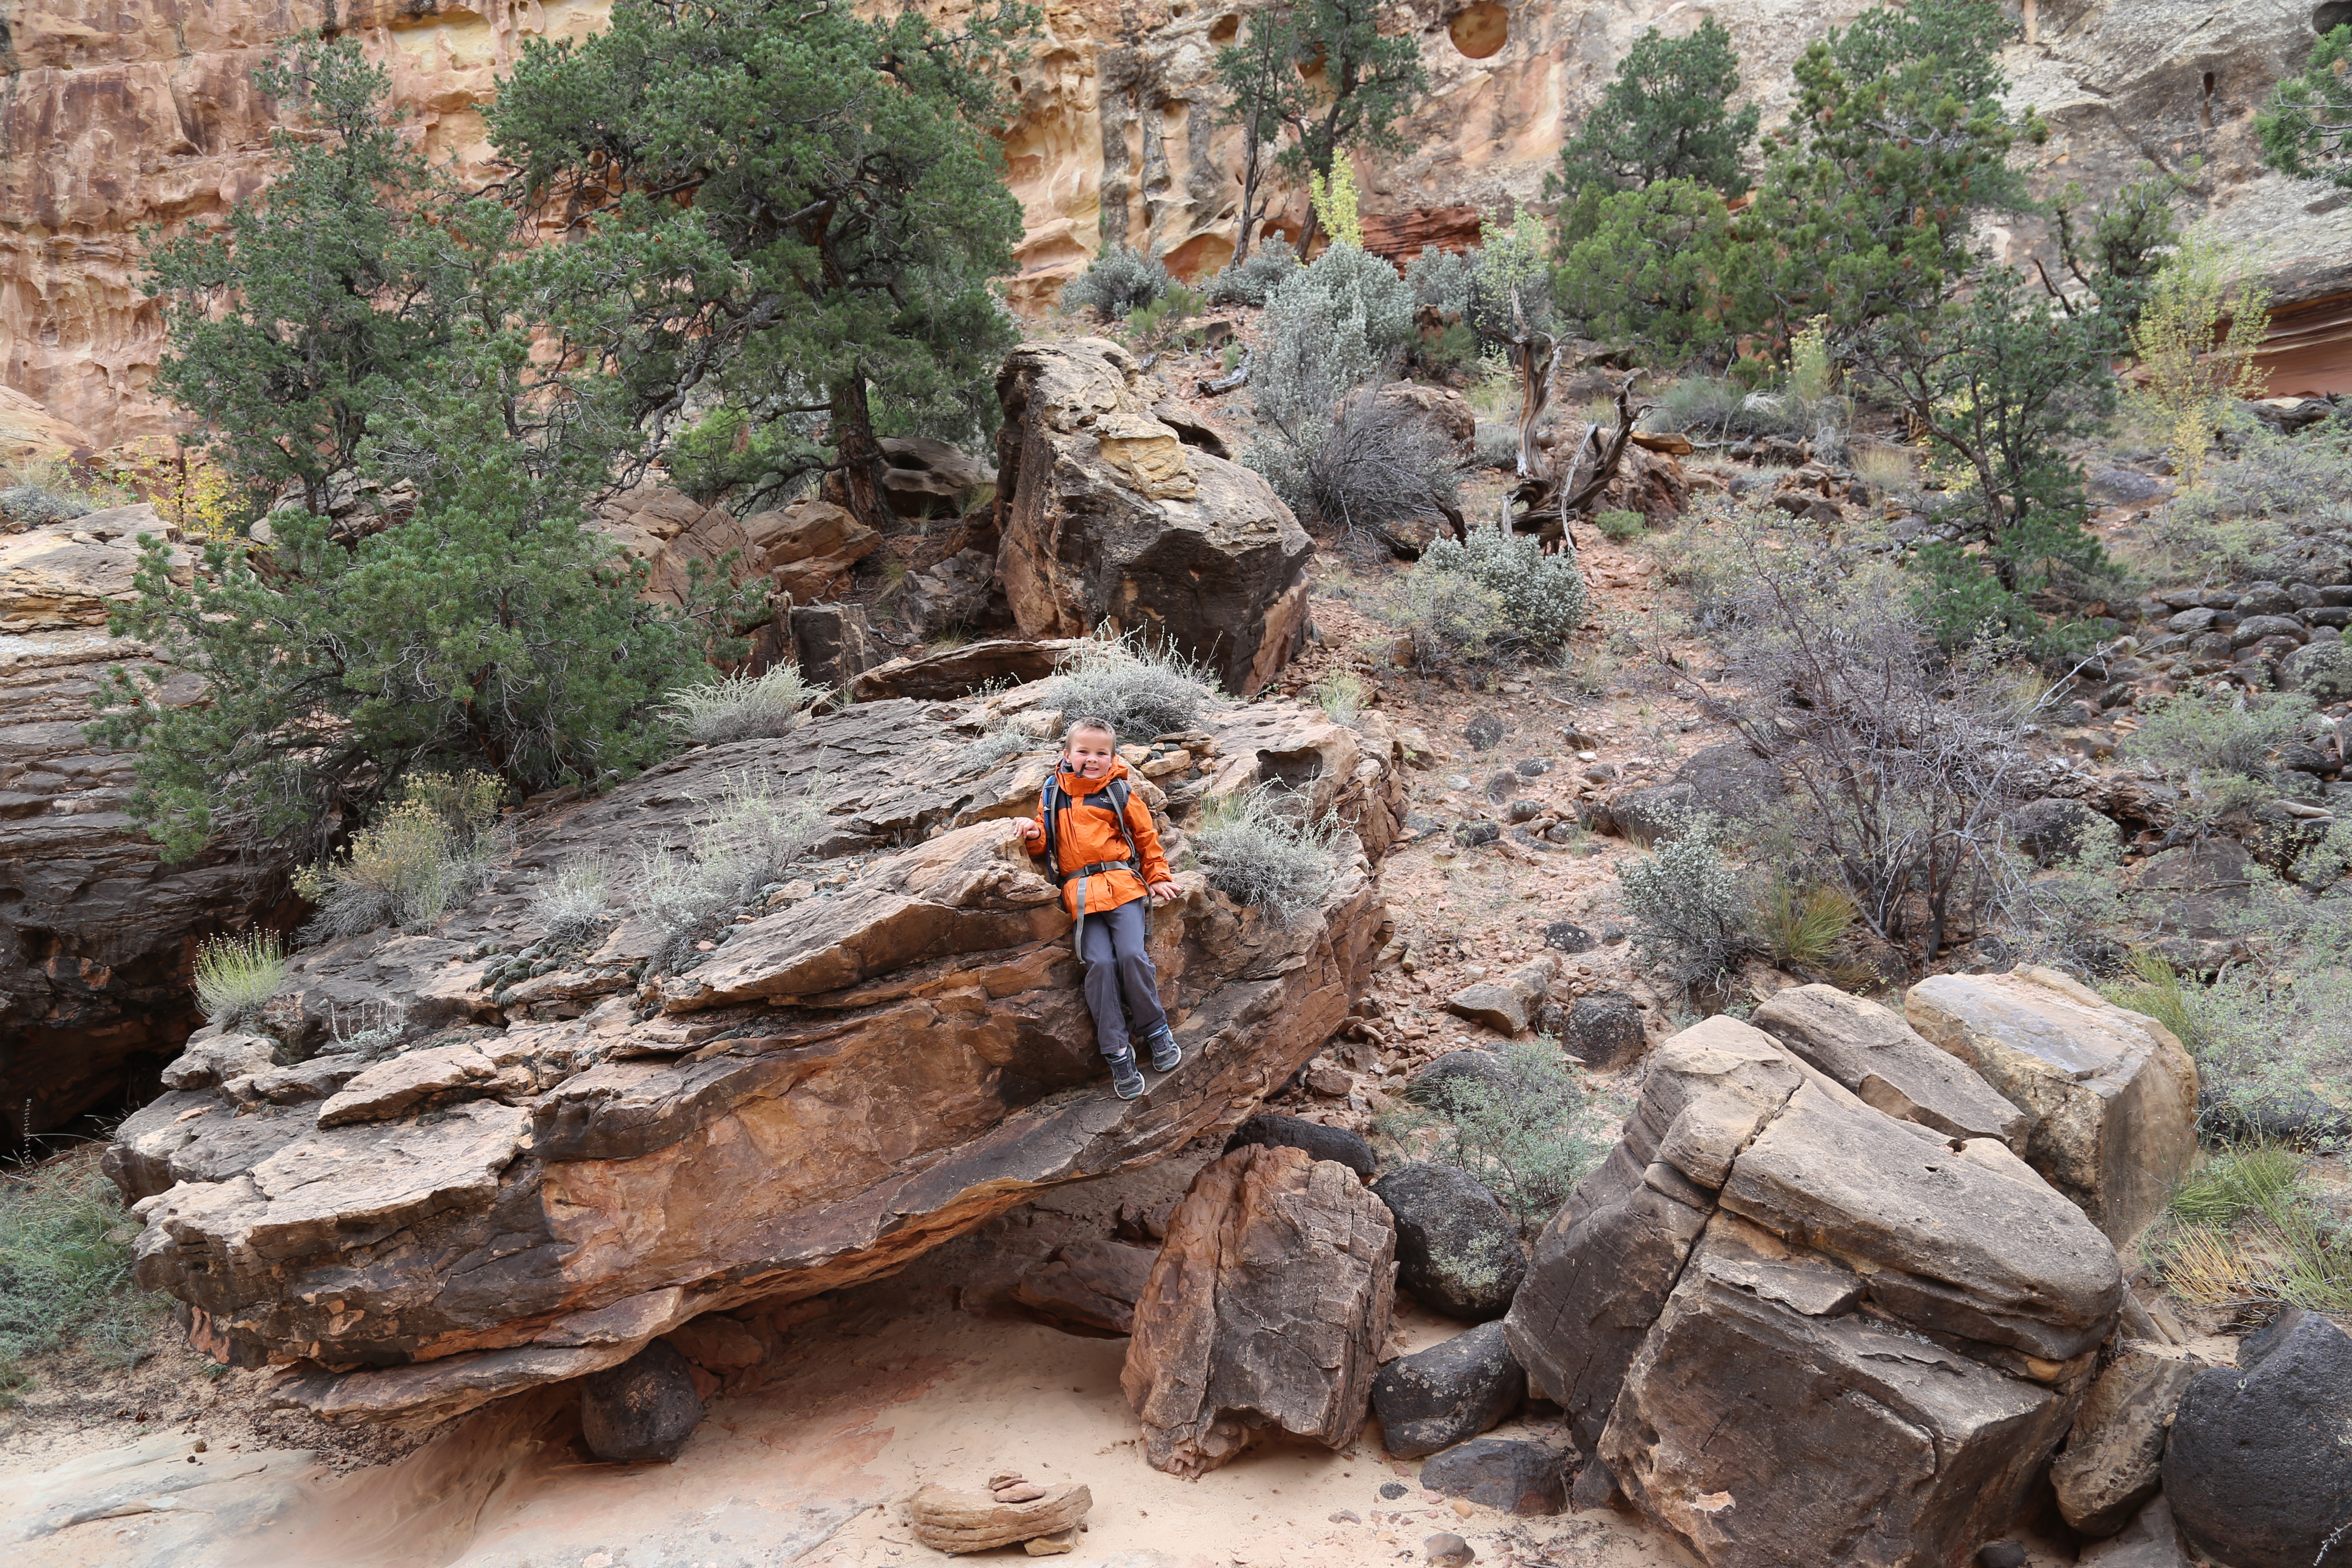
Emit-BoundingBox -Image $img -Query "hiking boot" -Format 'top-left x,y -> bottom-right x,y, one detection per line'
1106,1050 -> 1147,1100
1141,1025 -> 1182,1074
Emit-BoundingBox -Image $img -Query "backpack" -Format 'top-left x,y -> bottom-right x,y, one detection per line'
1039,775 -> 1142,888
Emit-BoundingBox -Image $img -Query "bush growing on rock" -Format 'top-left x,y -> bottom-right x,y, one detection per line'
1046,633 -> 1221,740
664,665 -> 827,745
2258,21 -> 2352,193
1188,784 -> 1342,926
295,771 -> 508,940
530,857 -> 614,946
1060,244 -> 1174,321
634,769 -> 833,967
191,931 -> 290,1027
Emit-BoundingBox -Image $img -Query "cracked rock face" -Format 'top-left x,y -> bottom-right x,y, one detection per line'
1503,1013 -> 2124,1568
109,682 -> 1402,1427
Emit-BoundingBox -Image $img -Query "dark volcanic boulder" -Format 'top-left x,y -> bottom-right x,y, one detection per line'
2162,1308 -> 2352,1568
1370,1320 -> 1525,1460
1561,992 -> 1646,1071
1371,1163 -> 1526,1321
1419,1437 -> 1566,1516
582,1340 -> 704,1463
1411,1049 -> 1514,1114
1224,1113 -> 1377,1179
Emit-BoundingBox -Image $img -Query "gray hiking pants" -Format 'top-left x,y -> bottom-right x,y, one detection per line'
1081,898 -> 1168,1059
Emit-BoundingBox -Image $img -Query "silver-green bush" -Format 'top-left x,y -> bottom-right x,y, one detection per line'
1060,244 -> 1172,321
1046,633 -> 1221,741
530,856 -> 613,944
1188,784 -> 1341,925
633,769 -> 833,967
1401,523 -> 1589,657
1619,812 -> 1751,995
1393,1038 -> 1607,1229
1406,244 -> 1477,317
664,665 -> 827,745
1204,239 -> 1301,307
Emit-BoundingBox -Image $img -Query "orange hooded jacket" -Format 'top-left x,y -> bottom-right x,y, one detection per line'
1027,760 -> 1173,919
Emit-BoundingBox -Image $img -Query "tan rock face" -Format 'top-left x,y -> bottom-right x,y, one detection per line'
995,338 -> 1311,696
112,686 -> 1404,1426
1905,966 -> 2200,1244
1503,1009 -> 2124,1568
16,0 -> 2349,448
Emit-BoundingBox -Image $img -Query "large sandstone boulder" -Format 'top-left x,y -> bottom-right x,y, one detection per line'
1,506 -> 292,1151
113,686 -> 1404,1427
994,339 -> 1313,698
1905,967 -> 2199,1243
591,486 -> 767,609
1120,1143 -> 1395,1476
1503,1011 -> 2123,1568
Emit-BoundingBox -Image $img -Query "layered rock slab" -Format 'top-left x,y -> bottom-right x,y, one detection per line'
1905,967 -> 2199,1242
1121,1143 -> 1395,1476
994,339 -> 1312,698
1503,1010 -> 2124,1568
117,687 -> 1403,1425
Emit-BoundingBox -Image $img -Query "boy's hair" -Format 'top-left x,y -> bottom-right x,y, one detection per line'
1063,715 -> 1118,747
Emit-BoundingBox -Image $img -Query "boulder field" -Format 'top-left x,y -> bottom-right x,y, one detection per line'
107,680 -> 1405,1427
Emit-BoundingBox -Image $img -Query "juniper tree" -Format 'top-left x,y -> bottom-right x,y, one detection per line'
487,0 -> 1033,526
1551,19 -> 1759,200
2258,24 -> 2352,191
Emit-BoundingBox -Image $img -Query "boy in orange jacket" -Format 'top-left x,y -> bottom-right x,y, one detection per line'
1021,716 -> 1182,1099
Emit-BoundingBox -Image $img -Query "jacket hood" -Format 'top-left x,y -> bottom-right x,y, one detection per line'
1055,758 -> 1131,794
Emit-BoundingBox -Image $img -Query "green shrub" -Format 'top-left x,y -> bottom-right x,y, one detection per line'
1312,669 -> 1368,727
1549,17 -> 1758,197
1405,244 -> 1476,316
1554,179 -> 1754,363
1619,811 -> 1750,995
1383,568 -> 1507,667
1125,281 -> 1206,346
1247,387 -> 1462,541
2152,1142 -> 2351,1314
0,1146 -> 169,1402
1397,524 -> 1589,658
1596,509 -> 1646,543
2257,23 -> 2352,191
1750,878 -> 1857,971
2124,688 -> 2315,825
295,770 -> 507,940
1203,238 -> 1300,307
1061,244 -> 1173,321
1388,1038 -> 1608,1230
1246,243 -> 1418,447
1047,632 -> 1222,741
665,665 -> 828,745
192,931 -> 290,1027
1188,784 -> 1342,926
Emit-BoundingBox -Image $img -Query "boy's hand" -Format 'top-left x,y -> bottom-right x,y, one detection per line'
1020,821 -> 1044,845
1148,880 -> 1181,903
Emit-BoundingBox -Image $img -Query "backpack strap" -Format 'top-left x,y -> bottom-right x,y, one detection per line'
1039,775 -> 1143,888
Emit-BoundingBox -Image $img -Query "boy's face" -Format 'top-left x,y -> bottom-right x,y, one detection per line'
1063,728 -> 1116,778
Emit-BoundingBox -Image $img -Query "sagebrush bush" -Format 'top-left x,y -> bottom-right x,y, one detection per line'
1619,812 -> 1750,994
961,729 -> 1039,771
1596,508 -> 1646,542
1405,244 -> 1476,316
0,484 -> 92,527
295,770 -> 507,940
1397,524 -> 1589,658
0,1146 -> 168,1402
2125,689 -> 2315,824
193,931 -> 289,1026
530,856 -> 612,944
665,665 -> 826,744
1188,784 -> 1341,925
1249,244 -> 1417,440
1470,421 -> 1518,472
1313,669 -> 1368,727
1390,1039 -> 1608,1230
1047,633 -> 1221,741
1384,565 -> 1507,666
1203,238 -> 1300,307
1061,244 -> 1172,321
633,768 -> 832,965
1248,388 -> 1461,541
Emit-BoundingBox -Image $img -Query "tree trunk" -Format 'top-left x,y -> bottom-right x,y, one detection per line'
831,377 -> 891,533
1234,122 -> 1262,266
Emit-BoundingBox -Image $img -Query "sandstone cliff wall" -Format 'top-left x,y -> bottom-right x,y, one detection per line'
6,0 -> 2351,452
